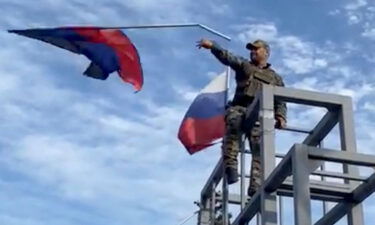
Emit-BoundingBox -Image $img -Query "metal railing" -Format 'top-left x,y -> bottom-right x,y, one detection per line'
197,85 -> 375,225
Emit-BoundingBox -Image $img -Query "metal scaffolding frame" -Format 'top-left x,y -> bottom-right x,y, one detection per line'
197,85 -> 375,225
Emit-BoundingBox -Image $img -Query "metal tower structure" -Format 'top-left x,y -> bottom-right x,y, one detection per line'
196,85 -> 375,225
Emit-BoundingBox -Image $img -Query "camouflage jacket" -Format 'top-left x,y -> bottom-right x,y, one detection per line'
211,42 -> 287,120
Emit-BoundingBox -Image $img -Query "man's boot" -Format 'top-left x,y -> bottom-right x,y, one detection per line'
225,167 -> 239,184
247,186 -> 257,197
214,212 -> 232,225
247,173 -> 261,196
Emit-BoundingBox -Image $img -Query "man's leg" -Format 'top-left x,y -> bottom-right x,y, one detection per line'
222,105 -> 246,184
247,125 -> 262,196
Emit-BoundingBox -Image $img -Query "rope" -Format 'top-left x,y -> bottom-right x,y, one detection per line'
177,211 -> 199,225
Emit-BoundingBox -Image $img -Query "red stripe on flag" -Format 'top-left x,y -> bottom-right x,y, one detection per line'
74,28 -> 143,91
178,115 -> 225,154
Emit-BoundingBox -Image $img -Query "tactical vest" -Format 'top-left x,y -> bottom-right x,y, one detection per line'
233,63 -> 278,103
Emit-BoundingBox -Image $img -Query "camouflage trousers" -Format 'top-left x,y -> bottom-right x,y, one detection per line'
222,105 -> 262,195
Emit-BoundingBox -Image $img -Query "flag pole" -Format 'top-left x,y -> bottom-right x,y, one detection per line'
12,23 -> 230,40
225,67 -> 231,103
221,65 -> 231,225
95,23 -> 231,41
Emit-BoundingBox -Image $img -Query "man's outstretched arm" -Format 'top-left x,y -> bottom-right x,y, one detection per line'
197,39 -> 245,71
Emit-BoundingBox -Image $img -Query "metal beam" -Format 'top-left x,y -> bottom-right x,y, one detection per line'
197,199 -> 211,225
292,145 -> 312,225
252,144 -> 356,197
210,183 -> 216,225
281,126 -> 312,134
311,170 -> 367,182
259,85 -> 278,225
302,111 -> 339,147
302,111 -> 339,173
263,147 -> 293,192
199,86 -> 375,225
276,188 -> 345,202
244,150 -> 285,159
281,178 -> 352,198
307,147 -> 375,167
231,192 -> 261,225
215,187 -> 347,205
201,158 -> 223,200
314,202 -> 355,225
314,173 -> 375,225
273,86 -> 344,108
215,192 -> 251,205
338,97 -> 365,225
247,145 -> 352,202
352,172 -> 375,203
222,173 -> 229,225
272,173 -> 352,203
240,135 -> 246,209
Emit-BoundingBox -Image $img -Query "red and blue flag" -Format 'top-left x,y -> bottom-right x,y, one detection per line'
9,27 -> 143,91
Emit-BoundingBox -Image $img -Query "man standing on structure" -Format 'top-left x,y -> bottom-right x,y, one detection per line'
197,39 -> 287,196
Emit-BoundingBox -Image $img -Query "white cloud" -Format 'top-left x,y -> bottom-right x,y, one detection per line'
336,0 -> 375,40
236,23 -> 334,75
290,77 -> 319,91
328,9 -> 341,16
314,59 -> 328,68
345,0 -> 368,10
209,3 -> 232,16
278,36 -> 334,74
0,215 -> 45,225
362,27 -> 375,39
329,82 -> 374,108
363,102 -> 375,111
349,14 -> 361,24
180,90 -> 199,102
328,65 -> 358,78
291,76 -> 374,109
237,23 -> 278,43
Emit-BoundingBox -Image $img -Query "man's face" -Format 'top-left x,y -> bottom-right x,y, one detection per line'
250,46 -> 268,63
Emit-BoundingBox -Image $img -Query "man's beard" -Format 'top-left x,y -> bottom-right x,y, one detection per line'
250,53 -> 257,62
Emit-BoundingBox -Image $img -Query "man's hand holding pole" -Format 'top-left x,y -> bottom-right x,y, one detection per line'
196,39 -> 213,49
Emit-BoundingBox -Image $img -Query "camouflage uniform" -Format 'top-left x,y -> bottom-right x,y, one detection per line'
210,40 -> 287,195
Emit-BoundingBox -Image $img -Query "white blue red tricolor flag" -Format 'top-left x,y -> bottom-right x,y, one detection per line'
8,27 -> 143,91
178,71 -> 228,154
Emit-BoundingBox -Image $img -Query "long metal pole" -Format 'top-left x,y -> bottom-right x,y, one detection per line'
94,23 -> 231,41
240,133 -> 246,209
278,196 -> 283,225
221,67 -> 231,225
222,174 -> 229,225
211,183 -> 216,225
224,67 -> 231,103
319,141 -> 329,215
260,85 -> 278,225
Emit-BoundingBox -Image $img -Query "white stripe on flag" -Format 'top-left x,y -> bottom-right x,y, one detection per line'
201,71 -> 227,94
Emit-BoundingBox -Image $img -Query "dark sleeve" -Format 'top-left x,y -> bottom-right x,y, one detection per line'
210,41 -> 246,71
274,73 -> 287,121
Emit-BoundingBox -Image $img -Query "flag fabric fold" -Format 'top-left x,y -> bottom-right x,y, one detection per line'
178,71 -> 228,154
8,27 -> 143,91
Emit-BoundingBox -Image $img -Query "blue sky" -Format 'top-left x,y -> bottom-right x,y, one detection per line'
1,0 -> 375,225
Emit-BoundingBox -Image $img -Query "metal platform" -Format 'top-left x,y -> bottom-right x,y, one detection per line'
196,85 -> 375,225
